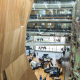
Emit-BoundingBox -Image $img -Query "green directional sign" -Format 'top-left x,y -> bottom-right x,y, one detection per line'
76,54 -> 80,64
75,65 -> 79,70
72,40 -> 76,43
72,46 -> 76,53
78,78 -> 80,80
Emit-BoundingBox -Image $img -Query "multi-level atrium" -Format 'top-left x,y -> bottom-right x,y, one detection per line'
0,0 -> 80,80
26,0 -> 80,80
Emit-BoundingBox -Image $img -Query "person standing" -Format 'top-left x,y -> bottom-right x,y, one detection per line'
29,50 -> 30,56
37,51 -> 38,56
65,47 -> 66,51
36,13 -> 39,19
51,62 -> 53,66
63,50 -> 65,57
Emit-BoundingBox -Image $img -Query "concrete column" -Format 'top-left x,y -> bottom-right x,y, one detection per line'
45,23 -> 48,28
53,10 -> 56,15
33,36 -> 35,51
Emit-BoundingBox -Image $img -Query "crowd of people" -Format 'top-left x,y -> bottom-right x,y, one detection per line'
38,46 -> 46,50
61,47 -> 70,57
37,38 -> 43,42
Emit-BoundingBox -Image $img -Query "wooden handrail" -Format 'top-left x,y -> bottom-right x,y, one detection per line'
39,17 -> 72,19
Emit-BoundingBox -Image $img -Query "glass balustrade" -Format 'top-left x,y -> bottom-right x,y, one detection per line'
34,0 -> 75,4
27,22 -> 72,32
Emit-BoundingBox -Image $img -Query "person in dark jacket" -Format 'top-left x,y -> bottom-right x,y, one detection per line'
63,50 -> 65,57
29,50 -> 30,56
51,62 -> 53,66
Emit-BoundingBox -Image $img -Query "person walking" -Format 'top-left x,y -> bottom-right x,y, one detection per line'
63,50 -> 65,57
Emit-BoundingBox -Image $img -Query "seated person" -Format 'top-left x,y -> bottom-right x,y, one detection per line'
29,58 -> 32,63
68,74 -> 73,80
53,70 -> 57,74
41,61 -> 44,68
69,67 -> 73,71
33,52 -> 36,57
57,69 -> 60,75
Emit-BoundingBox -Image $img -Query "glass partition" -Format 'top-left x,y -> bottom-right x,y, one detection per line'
30,9 -> 72,17
34,36 -> 66,43
27,22 -> 72,30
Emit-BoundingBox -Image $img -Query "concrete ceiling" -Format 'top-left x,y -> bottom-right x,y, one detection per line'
32,2 -> 75,9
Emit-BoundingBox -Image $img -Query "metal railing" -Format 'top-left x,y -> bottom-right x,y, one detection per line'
29,14 -> 72,19
27,28 -> 71,33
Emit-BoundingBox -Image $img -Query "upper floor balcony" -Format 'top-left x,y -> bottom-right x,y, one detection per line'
29,8 -> 73,22
29,14 -> 72,19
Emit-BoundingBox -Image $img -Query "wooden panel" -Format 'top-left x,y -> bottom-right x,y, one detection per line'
0,55 -> 2,73
0,11 -> 6,33
31,10 -> 38,15
39,17 -> 72,19
0,0 -> 37,80
0,73 -> 3,80
0,34 -> 4,55
28,67 -> 37,80
0,0 -> 8,11
5,54 -> 35,80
